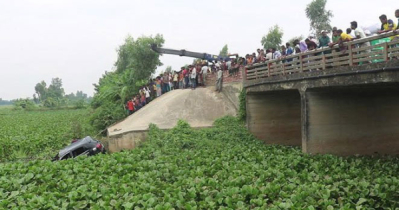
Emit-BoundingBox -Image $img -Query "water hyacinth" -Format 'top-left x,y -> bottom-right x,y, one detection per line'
1,116 -> 399,209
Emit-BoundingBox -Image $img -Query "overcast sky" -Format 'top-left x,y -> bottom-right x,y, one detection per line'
0,0 -> 396,100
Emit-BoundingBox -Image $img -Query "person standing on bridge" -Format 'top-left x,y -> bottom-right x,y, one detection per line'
351,21 -> 371,54
156,78 -> 162,97
331,27 -> 340,44
173,72 -> 178,90
216,67 -> 223,93
164,73 -> 171,93
201,64 -> 208,87
318,30 -> 331,49
127,99 -> 134,115
179,70 -> 184,89
183,67 -> 189,89
145,86 -> 151,103
378,14 -> 397,37
190,65 -> 197,90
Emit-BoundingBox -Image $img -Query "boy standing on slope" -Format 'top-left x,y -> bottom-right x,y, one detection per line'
216,67 -> 223,93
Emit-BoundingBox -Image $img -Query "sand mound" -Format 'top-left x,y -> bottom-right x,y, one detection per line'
107,88 -> 237,136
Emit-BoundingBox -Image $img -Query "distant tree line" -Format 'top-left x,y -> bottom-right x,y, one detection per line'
33,78 -> 92,108
11,78 -> 91,110
0,99 -> 13,106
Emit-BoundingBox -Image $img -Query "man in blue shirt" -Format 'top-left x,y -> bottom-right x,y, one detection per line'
286,43 -> 294,55
285,43 -> 294,63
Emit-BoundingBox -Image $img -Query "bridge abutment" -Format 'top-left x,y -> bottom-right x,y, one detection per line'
247,90 -> 302,146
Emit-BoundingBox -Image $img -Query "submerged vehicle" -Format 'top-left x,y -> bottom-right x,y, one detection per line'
52,136 -> 106,161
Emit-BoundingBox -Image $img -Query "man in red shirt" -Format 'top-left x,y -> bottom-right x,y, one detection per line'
127,100 -> 134,115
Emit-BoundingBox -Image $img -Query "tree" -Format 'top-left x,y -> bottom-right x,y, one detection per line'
34,81 -> 47,102
305,0 -> 333,38
261,25 -> 284,50
287,35 -> 305,46
33,94 -> 39,104
165,66 -> 172,73
47,78 -> 64,99
90,34 -> 165,132
219,45 -> 229,57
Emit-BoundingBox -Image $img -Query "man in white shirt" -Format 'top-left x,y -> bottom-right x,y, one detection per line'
265,49 -> 273,61
144,87 -> 150,102
271,48 -> 282,60
215,61 -> 221,70
351,21 -> 371,52
226,60 -> 231,70
190,66 -> 197,90
216,68 -> 223,92
201,65 -> 208,87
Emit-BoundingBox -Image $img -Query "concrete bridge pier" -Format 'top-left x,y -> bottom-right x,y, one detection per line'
246,90 -> 302,146
302,84 -> 399,156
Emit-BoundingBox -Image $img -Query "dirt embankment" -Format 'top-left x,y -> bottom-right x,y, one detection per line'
107,87 -> 237,137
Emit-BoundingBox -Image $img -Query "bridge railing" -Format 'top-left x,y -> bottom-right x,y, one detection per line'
245,32 -> 399,81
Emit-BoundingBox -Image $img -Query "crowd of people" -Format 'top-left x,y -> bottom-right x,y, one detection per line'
244,10 -> 399,66
125,62 -> 227,115
125,10 -> 399,115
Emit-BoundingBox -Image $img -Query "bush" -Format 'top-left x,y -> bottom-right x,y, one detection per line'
89,101 -> 126,132
74,99 -> 85,109
13,98 -> 36,110
43,97 -> 58,108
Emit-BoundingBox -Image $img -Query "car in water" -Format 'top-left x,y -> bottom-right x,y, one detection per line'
52,136 -> 106,161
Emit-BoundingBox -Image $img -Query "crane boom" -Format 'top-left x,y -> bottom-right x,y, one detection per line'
150,44 -> 237,62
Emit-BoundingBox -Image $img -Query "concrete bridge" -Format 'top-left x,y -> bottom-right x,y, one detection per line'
244,32 -> 399,156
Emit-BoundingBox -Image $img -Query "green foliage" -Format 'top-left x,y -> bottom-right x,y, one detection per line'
1,117 -> 399,209
287,35 -> 305,46
238,89 -> 246,121
13,98 -> 36,110
34,78 -> 83,109
90,34 -> 165,132
0,109 -> 94,161
261,25 -> 284,50
43,97 -> 58,108
34,81 -> 47,102
305,0 -> 333,37
219,44 -> 229,57
47,78 -> 65,99
90,101 -> 126,132
73,99 -> 86,109
164,66 -> 172,73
